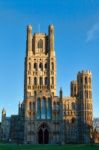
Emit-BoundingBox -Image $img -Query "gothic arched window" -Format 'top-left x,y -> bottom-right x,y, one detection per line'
45,77 -> 48,85
85,76 -> 88,84
39,63 -> 43,71
85,90 -> 88,98
29,63 -> 31,70
37,97 -> 41,119
28,77 -> 31,85
40,77 -> 43,85
72,102 -> 76,110
38,39 -> 43,48
71,117 -> 76,123
34,63 -> 37,71
45,63 -> 47,69
41,97 -> 46,119
51,77 -> 54,85
34,77 -> 37,85
89,77 -> 91,84
47,98 -> 52,119
51,62 -> 54,70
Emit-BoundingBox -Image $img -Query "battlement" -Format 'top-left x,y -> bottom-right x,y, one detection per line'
71,80 -> 77,84
34,32 -> 46,36
78,70 -> 92,75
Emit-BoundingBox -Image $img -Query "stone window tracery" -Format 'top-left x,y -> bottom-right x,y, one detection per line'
34,77 -> 37,85
38,39 -> 43,49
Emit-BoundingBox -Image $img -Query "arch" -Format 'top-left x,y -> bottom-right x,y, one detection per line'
85,76 -> 88,84
37,97 -> 41,119
89,77 -> 91,84
34,77 -> 37,85
41,97 -> 46,119
34,63 -> 37,70
28,77 -> 31,85
72,102 -> 76,110
71,117 -> 76,123
51,62 -> 54,70
38,129 -> 43,144
85,90 -> 88,99
34,91 -> 37,96
29,62 -> 31,70
45,77 -> 48,85
38,39 -> 43,48
47,98 -> 52,119
39,63 -> 43,71
51,77 -> 54,85
40,77 -> 43,85
38,123 -> 49,144
45,63 -> 47,69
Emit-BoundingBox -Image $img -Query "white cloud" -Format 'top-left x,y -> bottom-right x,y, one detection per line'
86,23 -> 99,42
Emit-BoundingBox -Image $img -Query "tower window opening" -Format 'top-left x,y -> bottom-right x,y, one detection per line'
85,76 -> 88,84
45,63 -> 47,69
51,62 -> 54,70
89,77 -> 91,84
45,77 -> 48,86
34,91 -> 37,96
39,63 -> 43,71
28,77 -> 31,85
40,77 -> 43,86
47,98 -> 52,119
51,77 -> 54,85
34,63 -> 37,71
85,90 -> 88,99
41,97 -> 46,119
71,117 -> 75,123
37,97 -> 41,119
34,77 -> 37,85
29,63 -> 31,70
38,39 -> 43,49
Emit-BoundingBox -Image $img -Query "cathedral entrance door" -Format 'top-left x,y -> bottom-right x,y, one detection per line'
38,123 -> 49,144
44,129 -> 49,144
38,129 -> 43,144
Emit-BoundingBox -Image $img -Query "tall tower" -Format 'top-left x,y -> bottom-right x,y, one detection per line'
77,71 -> 93,143
24,24 -> 56,99
48,25 -> 56,96
70,80 -> 78,97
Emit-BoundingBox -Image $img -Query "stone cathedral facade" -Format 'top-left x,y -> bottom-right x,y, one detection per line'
1,24 -> 93,144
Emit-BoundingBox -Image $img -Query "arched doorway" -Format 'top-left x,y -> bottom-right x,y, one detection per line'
38,123 -> 49,144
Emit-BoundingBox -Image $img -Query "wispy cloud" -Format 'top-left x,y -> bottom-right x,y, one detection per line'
86,23 -> 99,42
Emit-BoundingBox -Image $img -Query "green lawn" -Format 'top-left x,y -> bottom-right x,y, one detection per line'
0,144 -> 99,150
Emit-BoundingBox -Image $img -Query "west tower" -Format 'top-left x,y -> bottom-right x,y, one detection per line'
24,25 -> 56,99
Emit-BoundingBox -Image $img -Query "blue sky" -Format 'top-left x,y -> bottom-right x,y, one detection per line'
0,0 -> 99,120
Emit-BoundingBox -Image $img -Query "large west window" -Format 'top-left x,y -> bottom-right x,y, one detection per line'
37,98 -> 41,119
36,97 -> 52,120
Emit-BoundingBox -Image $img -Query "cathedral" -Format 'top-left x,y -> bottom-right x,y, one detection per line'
1,24 -> 93,144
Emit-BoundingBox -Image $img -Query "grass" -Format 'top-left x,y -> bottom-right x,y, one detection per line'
0,144 -> 99,150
